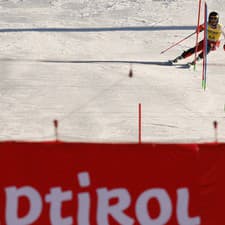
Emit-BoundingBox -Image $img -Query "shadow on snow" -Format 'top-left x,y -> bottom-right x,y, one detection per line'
0,26 -> 195,33
1,58 -> 225,67
0,58 -> 172,66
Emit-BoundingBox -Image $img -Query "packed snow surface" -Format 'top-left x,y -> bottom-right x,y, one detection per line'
0,0 -> 225,142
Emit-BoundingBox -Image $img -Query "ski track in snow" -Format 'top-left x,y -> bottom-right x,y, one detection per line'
0,0 -> 225,142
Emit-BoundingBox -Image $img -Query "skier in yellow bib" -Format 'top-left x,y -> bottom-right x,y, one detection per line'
172,11 -> 225,65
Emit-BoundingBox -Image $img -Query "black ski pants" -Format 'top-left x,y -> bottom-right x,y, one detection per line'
181,40 -> 211,59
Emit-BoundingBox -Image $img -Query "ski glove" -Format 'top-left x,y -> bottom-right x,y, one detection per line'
197,24 -> 204,33
223,44 -> 225,51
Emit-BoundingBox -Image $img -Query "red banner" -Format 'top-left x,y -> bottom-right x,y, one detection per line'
198,143 -> 225,225
0,142 -> 224,224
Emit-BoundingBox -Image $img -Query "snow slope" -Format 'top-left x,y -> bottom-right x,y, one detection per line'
0,0 -> 225,142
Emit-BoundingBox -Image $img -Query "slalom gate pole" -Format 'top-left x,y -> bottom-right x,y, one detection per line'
213,121 -> 218,142
53,119 -> 59,141
202,1 -> 207,90
194,0 -> 202,71
160,31 -> 196,54
138,103 -> 142,144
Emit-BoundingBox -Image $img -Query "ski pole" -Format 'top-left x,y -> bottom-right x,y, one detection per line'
160,31 -> 196,54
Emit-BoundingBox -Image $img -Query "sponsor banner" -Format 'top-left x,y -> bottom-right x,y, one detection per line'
198,143 -> 225,225
0,142 -> 200,225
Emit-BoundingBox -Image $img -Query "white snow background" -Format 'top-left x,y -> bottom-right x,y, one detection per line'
0,0 -> 225,142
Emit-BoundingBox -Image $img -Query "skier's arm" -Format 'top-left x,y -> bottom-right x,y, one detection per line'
196,24 -> 204,33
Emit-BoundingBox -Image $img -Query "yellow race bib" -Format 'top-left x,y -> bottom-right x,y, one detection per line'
207,23 -> 223,42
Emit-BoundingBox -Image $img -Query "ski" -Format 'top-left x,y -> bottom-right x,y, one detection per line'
187,63 -> 195,68
168,60 -> 175,65
180,63 -> 195,69
167,60 -> 196,69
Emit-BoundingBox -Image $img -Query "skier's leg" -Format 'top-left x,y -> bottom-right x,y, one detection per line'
172,40 -> 203,63
182,40 -> 204,59
198,42 -> 211,59
190,42 -> 211,65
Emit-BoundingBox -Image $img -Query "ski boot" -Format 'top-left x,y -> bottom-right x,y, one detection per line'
188,56 -> 201,67
168,55 -> 183,65
172,55 -> 183,63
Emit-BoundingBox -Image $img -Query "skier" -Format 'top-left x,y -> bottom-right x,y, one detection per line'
171,11 -> 225,65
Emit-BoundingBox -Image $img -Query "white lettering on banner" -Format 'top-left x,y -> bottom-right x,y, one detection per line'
5,186 -> 42,225
77,172 -> 91,225
136,189 -> 172,225
97,188 -> 134,225
77,193 -> 90,225
177,189 -> 201,225
3,172 -> 201,225
45,187 -> 73,225
78,172 -> 90,187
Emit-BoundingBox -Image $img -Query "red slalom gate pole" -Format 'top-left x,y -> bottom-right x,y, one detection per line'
138,103 -> 142,144
194,0 -> 202,68
202,2 -> 207,90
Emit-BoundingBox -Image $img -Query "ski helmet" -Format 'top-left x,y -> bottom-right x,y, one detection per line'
208,11 -> 219,23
